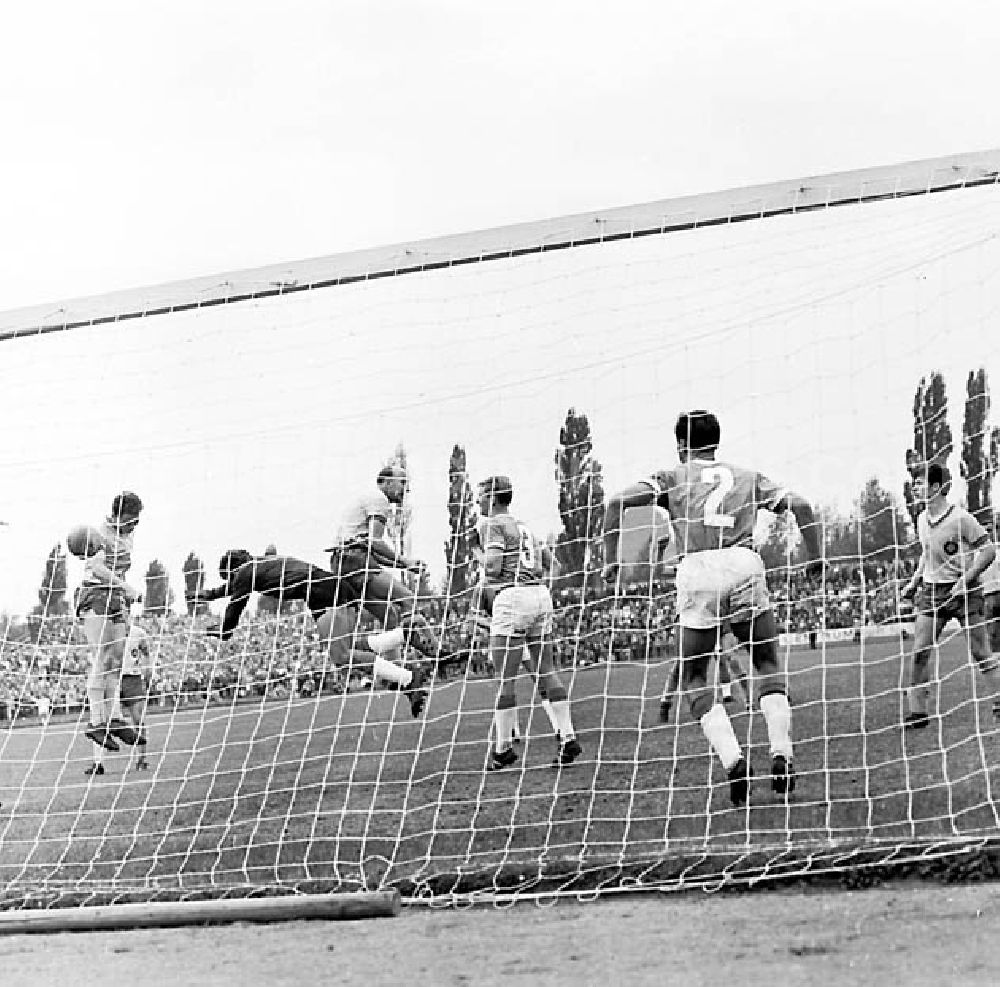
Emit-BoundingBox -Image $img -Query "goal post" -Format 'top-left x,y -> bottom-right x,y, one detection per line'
1,149 -> 1000,919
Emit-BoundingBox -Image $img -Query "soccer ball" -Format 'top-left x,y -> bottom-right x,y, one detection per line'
66,524 -> 106,559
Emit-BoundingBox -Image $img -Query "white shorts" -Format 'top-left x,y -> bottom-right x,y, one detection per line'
675,546 -> 770,630
490,584 -> 554,638
81,612 -> 126,690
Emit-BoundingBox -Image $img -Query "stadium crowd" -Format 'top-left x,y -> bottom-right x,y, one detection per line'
0,557 -> 918,722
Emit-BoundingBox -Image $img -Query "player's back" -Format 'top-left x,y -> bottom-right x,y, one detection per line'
233,556 -> 319,597
478,512 -> 545,587
651,458 -> 784,555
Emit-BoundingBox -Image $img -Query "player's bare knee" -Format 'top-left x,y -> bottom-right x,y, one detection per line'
746,638 -> 778,676
544,682 -> 567,703
681,657 -> 711,691
757,677 -> 787,701
688,689 -> 715,720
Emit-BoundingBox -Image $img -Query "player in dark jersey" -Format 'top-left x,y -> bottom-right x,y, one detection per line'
195,550 -> 428,717
603,410 -> 822,805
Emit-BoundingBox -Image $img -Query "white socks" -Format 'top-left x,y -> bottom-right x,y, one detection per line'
907,685 -> 929,715
87,687 -> 106,725
760,692 -> 793,759
494,707 -> 518,752
541,699 -> 560,735
367,627 -> 406,655
372,656 -> 412,687
700,703 -> 742,770
549,700 -> 575,741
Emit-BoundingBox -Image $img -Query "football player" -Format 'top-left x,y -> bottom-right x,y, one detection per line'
196,549 -> 428,717
900,462 -> 998,727
119,623 -> 155,770
603,410 -> 822,805
327,466 -> 451,666
477,475 -> 582,771
74,491 -> 145,775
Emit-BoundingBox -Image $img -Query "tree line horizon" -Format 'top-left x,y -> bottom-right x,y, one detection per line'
17,368 -> 1000,631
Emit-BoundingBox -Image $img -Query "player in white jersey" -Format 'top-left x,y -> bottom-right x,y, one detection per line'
603,411 -> 823,805
327,466 -> 451,669
900,463 -> 998,727
75,491 -> 144,775
476,475 -> 581,771
119,623 -> 155,770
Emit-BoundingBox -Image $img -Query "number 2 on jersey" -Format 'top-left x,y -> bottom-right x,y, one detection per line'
701,466 -> 736,528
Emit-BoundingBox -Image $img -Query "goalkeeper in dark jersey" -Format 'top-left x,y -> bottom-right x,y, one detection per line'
194,550 -> 428,717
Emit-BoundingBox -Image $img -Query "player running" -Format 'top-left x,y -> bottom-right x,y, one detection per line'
900,463 -> 998,728
74,491 -> 145,775
602,410 -> 822,805
195,549 -> 429,716
476,475 -> 582,771
327,466 -> 451,665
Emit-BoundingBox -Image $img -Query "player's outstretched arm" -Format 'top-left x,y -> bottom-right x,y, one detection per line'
205,569 -> 253,639
206,595 -> 250,640
778,491 -> 824,576
366,517 -> 422,573
602,483 -> 658,583
191,584 -> 230,604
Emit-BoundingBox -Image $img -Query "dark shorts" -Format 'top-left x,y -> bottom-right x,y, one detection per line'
917,582 -> 991,665
327,546 -> 400,607
329,545 -> 384,582
303,566 -> 362,621
120,673 -> 146,705
76,585 -> 129,623
916,583 -> 985,623
986,591 -> 1000,651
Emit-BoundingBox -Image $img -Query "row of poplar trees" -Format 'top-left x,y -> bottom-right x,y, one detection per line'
31,377 -> 1000,619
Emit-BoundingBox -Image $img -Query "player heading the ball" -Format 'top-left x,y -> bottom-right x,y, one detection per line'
68,490 -> 145,774
603,410 -> 822,806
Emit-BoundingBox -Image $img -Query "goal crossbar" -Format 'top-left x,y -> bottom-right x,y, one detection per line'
0,149 -> 997,342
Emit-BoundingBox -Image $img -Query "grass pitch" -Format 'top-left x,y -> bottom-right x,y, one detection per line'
2,633 -> 999,904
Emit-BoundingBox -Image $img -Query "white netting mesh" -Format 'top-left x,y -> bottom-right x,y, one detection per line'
2,156 -> 1000,908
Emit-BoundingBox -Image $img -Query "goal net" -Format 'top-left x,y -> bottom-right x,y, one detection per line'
2,150 -> 1000,911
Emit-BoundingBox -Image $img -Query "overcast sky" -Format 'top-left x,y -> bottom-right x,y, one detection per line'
1,2 -> 999,615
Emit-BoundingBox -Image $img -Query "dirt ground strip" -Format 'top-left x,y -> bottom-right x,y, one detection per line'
2,882 -> 999,987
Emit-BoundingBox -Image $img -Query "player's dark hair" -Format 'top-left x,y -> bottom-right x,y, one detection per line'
110,490 -> 143,521
220,549 -> 253,577
493,490 -> 513,508
675,410 -> 721,451
926,462 -> 951,492
377,465 -> 406,485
